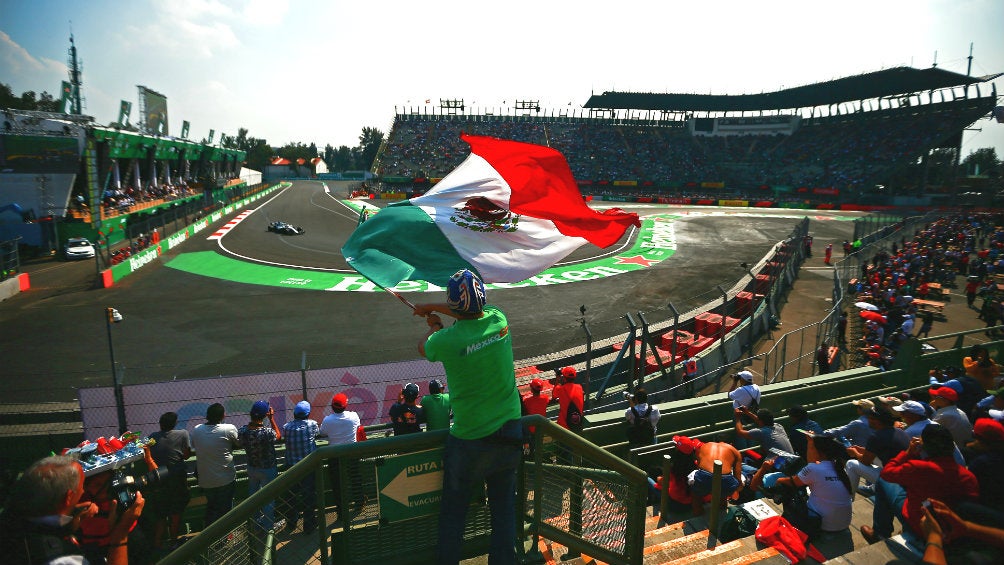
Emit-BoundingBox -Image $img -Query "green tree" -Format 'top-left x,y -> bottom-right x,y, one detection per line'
962,147 -> 1000,177
357,127 -> 384,171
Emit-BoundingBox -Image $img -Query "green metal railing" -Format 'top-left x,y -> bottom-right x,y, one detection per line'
159,415 -> 649,565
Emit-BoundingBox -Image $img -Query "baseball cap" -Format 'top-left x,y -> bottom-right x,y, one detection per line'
331,393 -> 348,408
876,396 -> 904,409
293,400 -> 312,418
529,378 -> 545,391
851,398 -> 875,410
892,400 -> 926,416
403,383 -> 420,400
446,269 -> 486,314
429,379 -> 444,394
939,379 -> 964,395
250,400 -> 270,417
737,370 -> 753,382
973,418 -> 1004,442
929,386 -> 959,402
560,366 -> 577,380
673,435 -> 704,455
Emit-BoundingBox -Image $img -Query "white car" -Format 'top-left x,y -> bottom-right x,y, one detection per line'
64,237 -> 96,260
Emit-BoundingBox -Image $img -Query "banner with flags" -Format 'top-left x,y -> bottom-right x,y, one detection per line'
342,134 -> 640,288
117,100 -> 132,127
181,120 -> 190,139
59,81 -> 74,114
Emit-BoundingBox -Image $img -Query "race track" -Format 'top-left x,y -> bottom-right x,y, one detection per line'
0,181 -> 860,402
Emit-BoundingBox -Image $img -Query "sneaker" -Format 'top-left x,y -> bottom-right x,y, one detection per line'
858,484 -> 875,497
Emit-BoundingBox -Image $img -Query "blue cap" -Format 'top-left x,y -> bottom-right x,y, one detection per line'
941,379 -> 964,395
446,269 -> 486,314
250,400 -> 270,417
293,401 -> 311,418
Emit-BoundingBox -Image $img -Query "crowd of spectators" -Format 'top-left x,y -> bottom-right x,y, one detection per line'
375,97 -> 989,196
101,178 -> 195,217
849,213 -> 1004,370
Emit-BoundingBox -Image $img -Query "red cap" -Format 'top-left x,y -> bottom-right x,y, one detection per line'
530,378 -> 545,391
560,366 -> 577,380
673,435 -> 704,455
974,418 -> 1004,442
331,393 -> 348,408
929,386 -> 959,402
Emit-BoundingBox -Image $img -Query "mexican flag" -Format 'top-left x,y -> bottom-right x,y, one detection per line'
342,134 -> 640,288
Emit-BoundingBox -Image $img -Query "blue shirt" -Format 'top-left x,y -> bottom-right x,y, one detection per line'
282,418 -> 319,465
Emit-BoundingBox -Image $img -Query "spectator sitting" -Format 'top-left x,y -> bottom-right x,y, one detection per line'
844,407 -> 909,498
786,404 -> 823,458
750,431 -> 853,540
734,407 -> 794,472
963,418 -> 1004,511
862,424 -> 979,544
929,386 -> 973,448
825,398 -> 877,448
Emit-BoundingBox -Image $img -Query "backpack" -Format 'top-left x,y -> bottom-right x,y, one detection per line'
565,400 -> 584,431
626,406 -> 655,446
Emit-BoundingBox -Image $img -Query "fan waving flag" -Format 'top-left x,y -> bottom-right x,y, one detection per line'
342,134 -> 640,288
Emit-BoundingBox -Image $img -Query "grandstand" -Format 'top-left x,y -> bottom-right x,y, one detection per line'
377,66 -> 999,206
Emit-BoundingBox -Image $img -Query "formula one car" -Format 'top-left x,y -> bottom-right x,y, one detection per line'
267,221 -> 305,235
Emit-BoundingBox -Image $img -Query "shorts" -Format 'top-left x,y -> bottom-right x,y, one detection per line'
144,476 -> 192,517
689,469 -> 741,497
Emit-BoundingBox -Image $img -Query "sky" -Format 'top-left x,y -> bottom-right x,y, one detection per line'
1,0 -> 1002,159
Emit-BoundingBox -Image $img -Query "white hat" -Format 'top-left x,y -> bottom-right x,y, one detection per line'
892,400 -> 926,416
737,370 -> 753,382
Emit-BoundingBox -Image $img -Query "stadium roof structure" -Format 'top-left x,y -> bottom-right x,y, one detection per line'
584,66 -> 1002,113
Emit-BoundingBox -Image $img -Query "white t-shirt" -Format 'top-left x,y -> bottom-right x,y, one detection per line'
728,383 -> 761,410
320,411 -> 361,445
190,422 -> 239,488
797,460 -> 853,532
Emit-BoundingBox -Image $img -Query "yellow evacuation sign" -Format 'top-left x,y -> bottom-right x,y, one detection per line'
377,448 -> 444,522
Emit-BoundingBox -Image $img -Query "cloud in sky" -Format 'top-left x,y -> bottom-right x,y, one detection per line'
0,0 -> 1001,157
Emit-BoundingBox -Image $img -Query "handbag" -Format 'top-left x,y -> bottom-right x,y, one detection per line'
718,505 -> 758,542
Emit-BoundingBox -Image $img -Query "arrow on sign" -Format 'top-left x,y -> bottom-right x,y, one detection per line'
381,467 -> 443,506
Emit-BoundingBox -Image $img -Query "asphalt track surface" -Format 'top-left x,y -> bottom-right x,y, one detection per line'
0,181 -> 859,402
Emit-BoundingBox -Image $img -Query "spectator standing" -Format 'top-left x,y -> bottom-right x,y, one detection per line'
521,378 -> 551,437
727,370 -> 761,412
825,398 -> 877,448
816,342 -> 832,375
389,383 -> 425,435
917,310 -> 935,338
237,400 -> 282,531
0,455 -> 144,565
786,405 -> 823,458
147,411 -> 192,550
862,424 -> 979,543
414,268 -> 523,565
929,386 -> 973,448
190,402 -> 240,527
421,379 -> 452,431
837,311 -> 848,345
282,401 -> 320,534
625,387 -> 660,449
318,393 -> 365,520
551,366 -> 585,432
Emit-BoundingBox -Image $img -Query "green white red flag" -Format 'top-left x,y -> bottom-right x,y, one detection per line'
341,134 -> 640,288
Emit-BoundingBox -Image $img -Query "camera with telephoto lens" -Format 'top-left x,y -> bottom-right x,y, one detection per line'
623,392 -> 633,401
767,448 -> 806,476
109,467 -> 170,509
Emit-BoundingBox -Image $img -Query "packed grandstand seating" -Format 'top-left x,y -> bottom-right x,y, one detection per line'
376,96 -> 991,197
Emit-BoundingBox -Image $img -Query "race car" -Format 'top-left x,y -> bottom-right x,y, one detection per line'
267,221 -> 305,235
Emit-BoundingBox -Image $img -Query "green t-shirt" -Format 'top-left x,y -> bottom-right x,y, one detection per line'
424,305 -> 521,440
421,393 -> 452,430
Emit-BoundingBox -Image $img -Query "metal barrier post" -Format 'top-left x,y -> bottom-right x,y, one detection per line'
626,313 -> 638,391
579,306 -> 593,408
668,303 -> 681,387
659,454 -> 672,526
708,459 -> 723,547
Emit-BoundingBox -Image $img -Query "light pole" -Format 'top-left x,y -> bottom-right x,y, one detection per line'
105,307 -> 127,434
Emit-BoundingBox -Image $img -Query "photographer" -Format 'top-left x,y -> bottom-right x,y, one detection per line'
0,455 -> 144,565
749,431 -> 853,539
